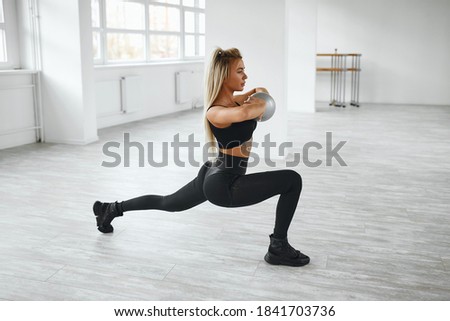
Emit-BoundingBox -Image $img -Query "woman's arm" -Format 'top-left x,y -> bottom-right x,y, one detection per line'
207,97 -> 266,128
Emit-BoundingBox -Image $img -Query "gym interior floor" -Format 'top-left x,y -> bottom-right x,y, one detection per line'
1,103 -> 449,300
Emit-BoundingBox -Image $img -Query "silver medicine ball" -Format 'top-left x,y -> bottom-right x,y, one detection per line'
251,92 -> 276,122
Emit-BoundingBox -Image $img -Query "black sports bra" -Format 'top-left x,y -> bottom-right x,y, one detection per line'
207,104 -> 257,150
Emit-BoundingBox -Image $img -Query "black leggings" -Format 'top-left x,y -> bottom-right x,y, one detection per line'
121,153 -> 302,238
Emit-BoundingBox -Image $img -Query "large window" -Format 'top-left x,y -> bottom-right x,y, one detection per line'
92,0 -> 205,65
0,0 -> 20,69
0,0 -> 6,64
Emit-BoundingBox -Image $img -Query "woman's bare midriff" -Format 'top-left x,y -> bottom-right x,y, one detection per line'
219,139 -> 252,158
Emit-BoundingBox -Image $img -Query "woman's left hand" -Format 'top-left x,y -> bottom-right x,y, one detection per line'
255,87 -> 269,94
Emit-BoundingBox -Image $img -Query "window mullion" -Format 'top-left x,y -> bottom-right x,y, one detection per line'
1,0 -> 8,64
180,5 -> 185,60
195,10 -> 198,56
105,28 -> 146,34
145,0 -> 150,62
100,0 -> 107,64
149,30 -> 180,36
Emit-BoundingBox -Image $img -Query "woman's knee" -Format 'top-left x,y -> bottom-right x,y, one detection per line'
287,170 -> 302,191
160,196 -> 181,212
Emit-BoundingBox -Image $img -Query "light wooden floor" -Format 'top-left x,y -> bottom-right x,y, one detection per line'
1,103 -> 449,300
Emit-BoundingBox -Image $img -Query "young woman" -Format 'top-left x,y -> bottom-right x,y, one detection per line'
93,48 -> 310,267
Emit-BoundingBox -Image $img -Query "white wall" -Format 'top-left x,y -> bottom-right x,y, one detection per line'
3,0 -> 204,150
0,2 -> 40,150
0,71 -> 37,149
8,0 -> 448,151
38,0 -> 98,144
206,0 -> 288,149
316,0 -> 450,105
94,62 -> 204,129
79,0 -> 98,141
286,0 -> 317,113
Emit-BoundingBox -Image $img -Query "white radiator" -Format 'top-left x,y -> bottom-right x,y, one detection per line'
120,76 -> 144,113
175,71 -> 204,107
95,76 -> 144,117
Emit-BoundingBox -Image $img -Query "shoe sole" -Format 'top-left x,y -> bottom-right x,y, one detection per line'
264,252 -> 310,267
93,201 -> 114,233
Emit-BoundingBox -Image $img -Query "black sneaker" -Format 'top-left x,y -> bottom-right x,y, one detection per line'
264,234 -> 310,267
93,201 -> 123,233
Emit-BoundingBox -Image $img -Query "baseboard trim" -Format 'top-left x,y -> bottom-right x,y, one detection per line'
44,135 -> 99,145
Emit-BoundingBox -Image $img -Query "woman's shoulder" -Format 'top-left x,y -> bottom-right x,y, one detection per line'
207,105 -> 224,111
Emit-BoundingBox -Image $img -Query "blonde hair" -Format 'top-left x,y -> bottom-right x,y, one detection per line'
203,47 -> 243,153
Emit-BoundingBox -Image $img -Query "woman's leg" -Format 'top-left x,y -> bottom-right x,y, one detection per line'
204,169 -> 302,238
230,169 -> 302,239
204,169 -> 309,266
121,173 -> 207,212
94,162 -> 210,233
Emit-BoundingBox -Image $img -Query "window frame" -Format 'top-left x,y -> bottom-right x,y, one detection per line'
0,0 -> 21,70
182,5 -> 204,60
93,0 -> 205,66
